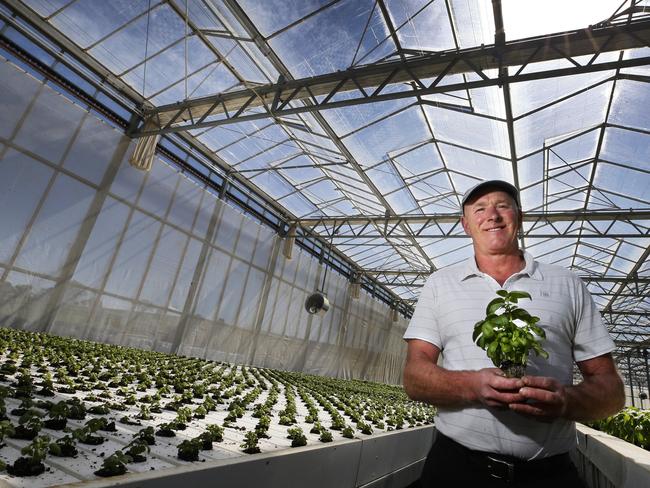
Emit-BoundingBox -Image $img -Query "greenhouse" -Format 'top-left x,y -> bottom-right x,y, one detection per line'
0,0 -> 648,486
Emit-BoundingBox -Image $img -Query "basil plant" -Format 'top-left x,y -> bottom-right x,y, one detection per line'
472,290 -> 549,378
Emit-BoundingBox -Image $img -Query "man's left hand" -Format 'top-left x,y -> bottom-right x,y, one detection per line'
508,375 -> 568,420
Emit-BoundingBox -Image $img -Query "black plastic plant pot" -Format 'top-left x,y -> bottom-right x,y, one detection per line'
178,447 -> 199,461
11,425 -> 39,440
66,411 -> 86,420
155,428 -> 176,437
128,452 -> 147,463
138,432 -> 156,445
199,438 -> 213,450
256,430 -> 270,439
79,435 -> 105,445
50,443 -> 78,457
44,418 -> 67,430
94,464 -> 127,477
7,457 -> 45,477
14,388 -> 34,399
100,421 -> 117,432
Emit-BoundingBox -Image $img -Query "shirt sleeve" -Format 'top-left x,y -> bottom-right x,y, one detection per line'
571,274 -> 615,362
403,273 -> 442,348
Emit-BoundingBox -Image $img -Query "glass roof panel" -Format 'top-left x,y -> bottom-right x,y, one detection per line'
384,188 -> 419,214
366,161 -> 407,194
268,0 -> 394,78
393,141 -> 444,175
22,0 -> 70,17
122,36 -> 223,100
387,0 -> 456,51
211,42 -> 268,84
424,105 -> 510,157
468,85 -> 507,119
514,81 -> 612,156
301,179 -> 342,202
440,145 -> 512,184
594,163 -> 650,206
509,72 -> 613,119
342,106 -> 431,166
609,79 -> 650,131
448,0 -> 494,48
176,0 -> 225,29
426,241 -> 473,268
547,129 -> 600,165
236,143 -> 302,172
49,0 -> 151,49
502,0 -> 619,41
197,123 -> 268,151
278,192 -> 321,217
601,126 -> 650,168
322,98 -> 412,136
348,2 -> 396,67
87,3 -> 186,76
237,0 -> 337,37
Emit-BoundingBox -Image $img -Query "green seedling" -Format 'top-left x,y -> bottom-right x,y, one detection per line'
94,451 -> 128,477
473,290 -> 549,378
241,431 -> 260,454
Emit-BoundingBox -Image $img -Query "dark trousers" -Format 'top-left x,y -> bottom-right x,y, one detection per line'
418,431 -> 587,488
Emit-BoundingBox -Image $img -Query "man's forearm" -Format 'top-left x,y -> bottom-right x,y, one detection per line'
564,371 -> 625,422
403,359 -> 478,407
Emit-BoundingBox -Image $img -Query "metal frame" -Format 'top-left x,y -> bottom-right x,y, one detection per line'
133,18 -> 650,135
1,0 -> 648,374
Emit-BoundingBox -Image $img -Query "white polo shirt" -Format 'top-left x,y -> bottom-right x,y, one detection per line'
404,251 -> 615,459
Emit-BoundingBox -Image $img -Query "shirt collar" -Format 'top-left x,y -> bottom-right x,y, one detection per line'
460,251 -> 543,281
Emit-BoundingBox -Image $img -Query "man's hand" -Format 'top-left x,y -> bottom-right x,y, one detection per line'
403,340 -> 526,408
508,375 -> 568,420
473,368 -> 525,408
509,354 -> 625,422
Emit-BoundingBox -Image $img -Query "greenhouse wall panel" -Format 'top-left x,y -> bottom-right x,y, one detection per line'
0,59 -> 406,384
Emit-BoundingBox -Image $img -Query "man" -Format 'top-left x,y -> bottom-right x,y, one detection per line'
403,180 -> 624,487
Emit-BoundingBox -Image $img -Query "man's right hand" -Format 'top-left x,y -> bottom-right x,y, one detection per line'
472,368 -> 525,408
404,340 -> 525,408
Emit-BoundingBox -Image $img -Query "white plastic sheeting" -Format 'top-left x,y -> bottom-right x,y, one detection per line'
0,59 -> 407,384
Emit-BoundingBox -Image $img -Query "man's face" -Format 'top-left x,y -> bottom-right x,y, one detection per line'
461,189 -> 521,256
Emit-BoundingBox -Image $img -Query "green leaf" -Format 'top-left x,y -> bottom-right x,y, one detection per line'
496,290 -> 508,297
509,291 -> 532,301
481,323 -> 494,339
472,322 -> 483,342
531,325 -> 546,339
49,443 -> 62,456
492,314 -> 509,327
486,298 -> 505,315
510,308 -> 532,322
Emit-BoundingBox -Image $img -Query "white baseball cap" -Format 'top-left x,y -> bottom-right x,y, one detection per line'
461,180 -> 519,209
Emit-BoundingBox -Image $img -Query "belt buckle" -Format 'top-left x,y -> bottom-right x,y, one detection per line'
486,455 -> 515,482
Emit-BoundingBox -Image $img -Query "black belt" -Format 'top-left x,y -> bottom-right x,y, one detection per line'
435,431 -> 573,483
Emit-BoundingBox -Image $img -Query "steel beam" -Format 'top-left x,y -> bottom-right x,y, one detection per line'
296,209 -> 650,226
374,276 -> 650,286
135,19 -> 650,135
